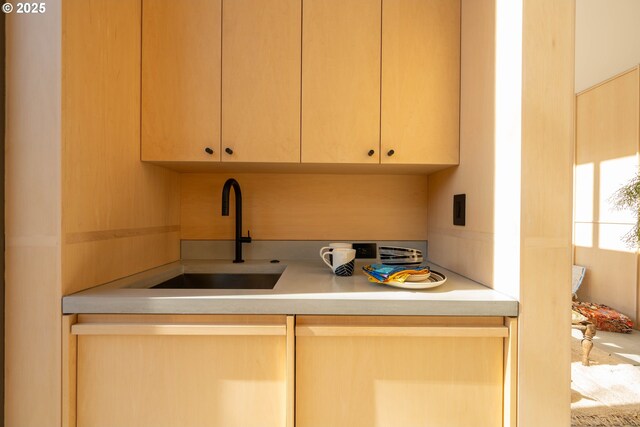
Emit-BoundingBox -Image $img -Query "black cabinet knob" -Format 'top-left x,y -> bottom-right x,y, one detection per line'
368,149 -> 375,157
204,147 -> 214,155
225,147 -> 234,155
387,149 -> 395,157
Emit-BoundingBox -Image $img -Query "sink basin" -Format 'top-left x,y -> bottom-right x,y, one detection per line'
151,273 -> 281,290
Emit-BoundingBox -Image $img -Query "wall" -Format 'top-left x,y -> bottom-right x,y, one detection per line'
61,0 -> 180,295
519,0 -> 574,424
5,4 -> 62,426
5,1 -> 181,425
427,0 -> 496,288
181,173 -> 428,241
574,67 -> 639,323
575,0 -> 640,92
429,0 -> 575,425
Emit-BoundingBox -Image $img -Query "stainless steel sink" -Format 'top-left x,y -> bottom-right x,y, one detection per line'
150,273 -> 281,290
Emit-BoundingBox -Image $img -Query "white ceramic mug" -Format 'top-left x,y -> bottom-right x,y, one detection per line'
319,242 -> 353,258
321,248 -> 356,276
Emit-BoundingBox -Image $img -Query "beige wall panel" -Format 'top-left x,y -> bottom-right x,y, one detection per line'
576,68 -> 639,165
574,68 -> 639,325
77,334 -> 286,427
427,0 -> 495,286
301,0 -> 381,163
427,228 -> 493,287
222,0 -> 301,163
63,232 -> 180,295
519,0 -> 575,424
5,248 -> 62,427
575,244 -> 637,322
5,3 -> 62,426
141,0 -> 222,161
381,0 -> 460,165
296,334 -> 503,427
62,0 -> 181,294
181,173 -> 428,240
575,0 -> 640,92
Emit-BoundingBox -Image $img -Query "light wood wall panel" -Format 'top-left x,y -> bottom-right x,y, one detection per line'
5,4 -> 63,427
181,173 -> 428,241
519,0 -> 575,425
574,67 -> 639,323
427,0 -> 495,287
62,0 -> 181,295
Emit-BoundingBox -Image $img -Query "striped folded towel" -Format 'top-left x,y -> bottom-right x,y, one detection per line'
362,264 -> 430,284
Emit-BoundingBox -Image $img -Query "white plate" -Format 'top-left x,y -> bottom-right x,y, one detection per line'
405,272 -> 431,282
383,270 -> 446,289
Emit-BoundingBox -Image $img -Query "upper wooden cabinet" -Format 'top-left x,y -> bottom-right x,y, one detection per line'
381,0 -> 460,165
141,0 -> 222,162
301,0 -> 382,164
222,0 -> 301,163
141,0 -> 460,167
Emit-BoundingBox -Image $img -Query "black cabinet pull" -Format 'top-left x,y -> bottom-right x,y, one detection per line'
387,149 -> 395,157
204,147 -> 214,155
225,147 -> 234,155
368,149 -> 375,156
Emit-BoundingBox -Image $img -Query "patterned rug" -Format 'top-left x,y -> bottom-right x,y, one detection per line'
572,412 -> 640,426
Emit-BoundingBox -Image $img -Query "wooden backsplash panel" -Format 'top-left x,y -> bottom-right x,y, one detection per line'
62,0 -> 181,295
181,173 -> 428,240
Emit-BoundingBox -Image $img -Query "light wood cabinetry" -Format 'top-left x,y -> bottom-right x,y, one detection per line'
381,0 -> 460,165
66,314 -> 514,427
141,0 -> 222,161
73,315 -> 291,427
141,0 -> 460,167
222,0 -> 301,163
301,0 -> 382,164
296,316 -> 505,427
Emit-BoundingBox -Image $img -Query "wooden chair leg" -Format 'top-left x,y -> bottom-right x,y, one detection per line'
580,323 -> 596,366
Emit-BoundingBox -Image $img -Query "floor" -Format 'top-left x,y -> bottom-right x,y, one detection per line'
588,329 -> 640,366
571,328 -> 640,426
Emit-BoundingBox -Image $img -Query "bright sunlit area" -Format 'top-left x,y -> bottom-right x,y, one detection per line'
572,1 -> 640,425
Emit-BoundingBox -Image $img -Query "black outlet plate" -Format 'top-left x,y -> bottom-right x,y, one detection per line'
453,194 -> 466,226
352,243 -> 377,259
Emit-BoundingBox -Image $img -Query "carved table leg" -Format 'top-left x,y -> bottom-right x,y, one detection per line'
580,322 -> 596,366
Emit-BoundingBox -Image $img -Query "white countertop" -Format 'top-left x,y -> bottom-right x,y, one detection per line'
62,259 -> 518,316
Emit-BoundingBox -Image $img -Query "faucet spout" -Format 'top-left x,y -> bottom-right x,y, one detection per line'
221,178 -> 252,263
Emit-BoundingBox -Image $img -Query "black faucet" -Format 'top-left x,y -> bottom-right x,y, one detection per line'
221,178 -> 252,263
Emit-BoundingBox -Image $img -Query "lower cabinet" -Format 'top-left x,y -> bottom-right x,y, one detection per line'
68,315 -> 292,427
295,316 -> 509,427
63,314 -> 516,427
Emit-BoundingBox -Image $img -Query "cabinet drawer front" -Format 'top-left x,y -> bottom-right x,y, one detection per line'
77,334 -> 286,427
296,335 -> 503,427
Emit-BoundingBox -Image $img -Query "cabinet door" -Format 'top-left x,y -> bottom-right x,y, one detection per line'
141,0 -> 221,161
381,0 -> 460,164
75,315 -> 289,427
296,316 -> 504,427
301,0 -> 381,164
222,0 -> 301,163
